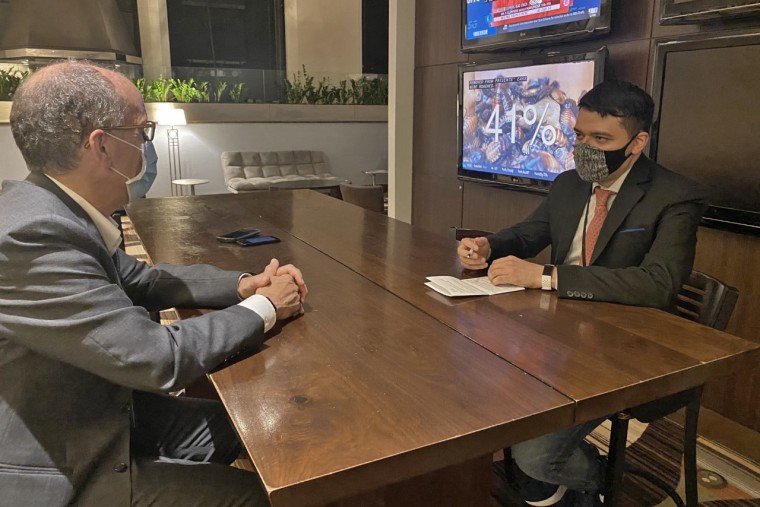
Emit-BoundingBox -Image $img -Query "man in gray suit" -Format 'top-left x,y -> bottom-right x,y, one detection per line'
0,61 -> 307,506
458,81 -> 707,505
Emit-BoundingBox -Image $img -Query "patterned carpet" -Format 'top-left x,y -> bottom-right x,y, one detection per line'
121,217 -> 759,506
491,418 -> 760,506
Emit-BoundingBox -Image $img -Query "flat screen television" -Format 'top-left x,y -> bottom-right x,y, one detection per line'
462,0 -> 612,52
660,0 -> 760,24
650,31 -> 760,235
457,46 -> 606,193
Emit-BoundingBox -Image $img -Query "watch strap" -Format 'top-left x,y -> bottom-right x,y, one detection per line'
541,264 -> 554,291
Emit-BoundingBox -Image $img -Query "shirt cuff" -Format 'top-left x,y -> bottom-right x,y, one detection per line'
237,295 -> 276,333
237,273 -> 251,300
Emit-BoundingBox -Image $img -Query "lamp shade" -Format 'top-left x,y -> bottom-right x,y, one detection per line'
156,108 -> 186,127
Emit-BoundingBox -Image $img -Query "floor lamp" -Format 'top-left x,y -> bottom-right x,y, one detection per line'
156,108 -> 187,196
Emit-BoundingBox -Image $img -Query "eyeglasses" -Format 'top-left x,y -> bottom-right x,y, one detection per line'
100,121 -> 156,142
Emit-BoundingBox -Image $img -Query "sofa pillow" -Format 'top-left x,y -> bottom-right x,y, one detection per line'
297,164 -> 316,176
243,166 -> 264,179
260,152 -> 279,165
241,152 -> 262,166
277,151 -> 295,165
223,165 -> 245,181
262,165 -> 283,178
293,151 -> 312,165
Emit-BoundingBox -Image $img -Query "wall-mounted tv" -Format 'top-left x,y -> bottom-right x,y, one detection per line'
462,0 -> 612,52
650,31 -> 760,235
458,46 -> 606,193
660,0 -> 760,24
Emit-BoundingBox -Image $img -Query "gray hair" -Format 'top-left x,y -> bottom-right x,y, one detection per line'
10,61 -> 132,174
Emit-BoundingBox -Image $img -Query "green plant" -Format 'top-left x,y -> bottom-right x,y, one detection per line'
196,80 -> 210,103
229,82 -> 246,103
0,67 -> 29,101
213,81 -> 228,103
284,65 -> 318,104
169,77 -> 201,103
134,77 -> 148,102
348,77 -> 365,105
148,76 -> 172,102
336,80 -> 350,105
362,76 -> 388,105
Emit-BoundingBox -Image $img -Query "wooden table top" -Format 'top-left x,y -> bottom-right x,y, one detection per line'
126,196 -> 574,507
172,190 -> 760,424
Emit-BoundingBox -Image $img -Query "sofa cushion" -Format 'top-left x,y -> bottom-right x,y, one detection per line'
243,166 -> 264,179
221,150 -> 340,192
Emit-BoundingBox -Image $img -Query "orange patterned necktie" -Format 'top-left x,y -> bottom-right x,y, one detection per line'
583,187 -> 615,266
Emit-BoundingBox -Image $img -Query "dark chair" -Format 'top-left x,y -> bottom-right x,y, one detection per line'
605,271 -> 739,507
339,183 -> 385,213
451,227 -> 493,240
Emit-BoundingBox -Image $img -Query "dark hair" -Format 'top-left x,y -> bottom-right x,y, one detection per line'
10,61 -> 130,174
578,80 -> 654,136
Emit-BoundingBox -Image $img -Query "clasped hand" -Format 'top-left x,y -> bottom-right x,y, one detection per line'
238,258 -> 308,320
457,237 -> 543,289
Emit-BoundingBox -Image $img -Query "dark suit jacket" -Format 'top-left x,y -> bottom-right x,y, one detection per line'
0,173 -> 266,507
487,156 -> 708,309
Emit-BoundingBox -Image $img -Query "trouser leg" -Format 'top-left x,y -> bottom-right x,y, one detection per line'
131,391 -> 242,464
131,458 -> 269,507
510,418 -> 606,503
130,391 -> 268,507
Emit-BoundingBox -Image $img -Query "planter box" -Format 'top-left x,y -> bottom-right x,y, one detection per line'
0,102 -> 388,124
148,103 -> 387,124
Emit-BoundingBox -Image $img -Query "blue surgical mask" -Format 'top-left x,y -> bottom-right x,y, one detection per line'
106,133 -> 153,202
133,141 -> 158,199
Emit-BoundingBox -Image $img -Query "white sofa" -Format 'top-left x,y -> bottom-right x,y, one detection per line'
221,150 -> 343,193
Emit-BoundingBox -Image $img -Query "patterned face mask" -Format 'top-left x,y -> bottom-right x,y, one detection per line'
573,137 -> 635,183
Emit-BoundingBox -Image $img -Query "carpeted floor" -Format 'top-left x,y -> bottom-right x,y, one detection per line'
491,417 -> 760,506
122,217 -> 760,506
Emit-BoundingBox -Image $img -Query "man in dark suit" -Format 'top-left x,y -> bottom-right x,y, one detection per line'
458,80 -> 707,505
0,61 -> 307,507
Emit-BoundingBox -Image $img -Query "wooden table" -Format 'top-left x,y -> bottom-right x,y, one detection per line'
228,190 -> 760,423
126,192 -> 760,506
127,196 -> 574,507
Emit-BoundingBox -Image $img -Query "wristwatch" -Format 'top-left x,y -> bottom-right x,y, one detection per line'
541,264 -> 554,291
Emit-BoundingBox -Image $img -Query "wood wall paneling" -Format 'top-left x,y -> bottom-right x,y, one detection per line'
694,227 -> 760,429
605,39 -> 652,90
413,0 -> 760,433
461,183 -> 550,264
414,0 -> 468,67
607,0 -> 655,44
412,61 -> 464,235
412,65 -> 460,178
412,172 -> 463,237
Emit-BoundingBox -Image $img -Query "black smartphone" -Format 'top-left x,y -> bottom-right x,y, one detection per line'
236,235 -> 281,247
216,229 -> 261,243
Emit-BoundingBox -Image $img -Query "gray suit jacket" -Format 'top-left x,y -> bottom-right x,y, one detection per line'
0,174 -> 266,507
487,156 -> 708,309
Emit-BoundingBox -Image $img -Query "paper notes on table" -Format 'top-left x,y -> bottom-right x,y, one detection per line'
425,276 -> 525,298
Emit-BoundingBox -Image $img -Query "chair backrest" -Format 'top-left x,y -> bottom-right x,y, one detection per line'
452,227 -> 494,241
676,270 -> 739,331
339,183 -> 385,213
